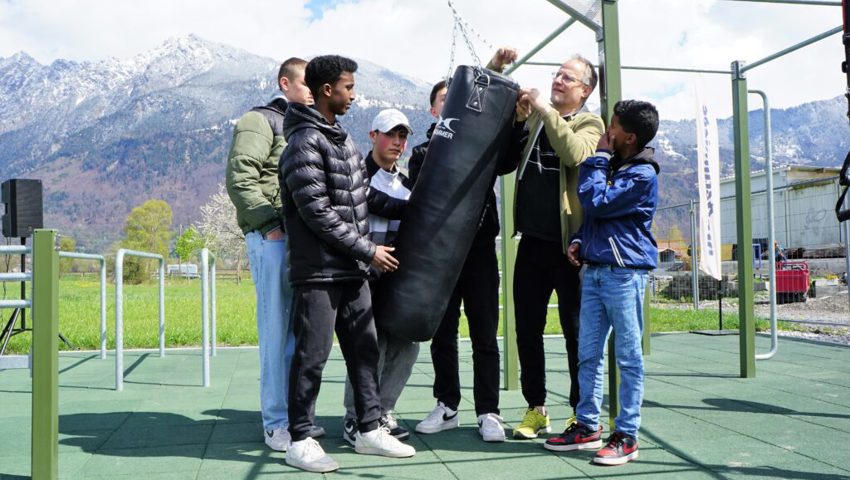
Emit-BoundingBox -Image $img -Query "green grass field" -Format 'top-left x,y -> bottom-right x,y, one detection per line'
0,276 -> 781,355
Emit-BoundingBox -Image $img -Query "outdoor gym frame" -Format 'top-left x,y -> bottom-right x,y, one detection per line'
0,244 -> 32,370
58,251 -> 107,359
114,248 -> 165,391
200,247 -> 217,387
497,0 -> 844,417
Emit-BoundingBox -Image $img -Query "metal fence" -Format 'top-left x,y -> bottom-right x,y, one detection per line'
651,184 -> 850,313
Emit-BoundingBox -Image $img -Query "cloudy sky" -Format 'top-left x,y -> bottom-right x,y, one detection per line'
0,0 -> 845,119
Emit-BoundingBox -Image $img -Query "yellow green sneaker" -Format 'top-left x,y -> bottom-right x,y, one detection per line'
513,407 -> 551,439
565,414 -> 577,428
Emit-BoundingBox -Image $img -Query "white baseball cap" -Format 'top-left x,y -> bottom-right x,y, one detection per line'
371,108 -> 413,134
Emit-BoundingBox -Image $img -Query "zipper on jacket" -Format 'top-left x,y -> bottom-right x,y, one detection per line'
608,237 -> 626,267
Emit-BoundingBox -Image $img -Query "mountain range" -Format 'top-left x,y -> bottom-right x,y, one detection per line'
1,35 -> 848,251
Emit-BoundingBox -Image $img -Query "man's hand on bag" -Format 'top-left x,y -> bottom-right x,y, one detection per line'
371,245 -> 399,273
525,88 -> 550,115
567,242 -> 582,267
515,88 -> 533,122
489,47 -> 518,71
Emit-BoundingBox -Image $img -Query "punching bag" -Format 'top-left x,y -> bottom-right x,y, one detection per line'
375,65 -> 519,342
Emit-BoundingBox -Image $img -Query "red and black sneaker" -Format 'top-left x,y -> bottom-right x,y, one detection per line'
543,422 -> 603,452
593,431 -> 638,466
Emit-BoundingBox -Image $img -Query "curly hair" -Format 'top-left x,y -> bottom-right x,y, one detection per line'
305,55 -> 358,97
613,100 -> 659,149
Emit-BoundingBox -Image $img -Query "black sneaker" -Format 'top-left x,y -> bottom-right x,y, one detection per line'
342,418 -> 357,446
544,422 -> 603,452
593,431 -> 638,466
380,412 -> 410,441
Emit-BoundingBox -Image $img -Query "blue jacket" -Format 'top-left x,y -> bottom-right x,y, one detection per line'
573,147 -> 659,270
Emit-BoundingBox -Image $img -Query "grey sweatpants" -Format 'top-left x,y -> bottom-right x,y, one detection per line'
343,329 -> 420,421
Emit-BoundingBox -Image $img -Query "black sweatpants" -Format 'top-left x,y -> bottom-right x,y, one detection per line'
430,240 -> 501,415
513,234 -> 581,409
287,280 -> 381,442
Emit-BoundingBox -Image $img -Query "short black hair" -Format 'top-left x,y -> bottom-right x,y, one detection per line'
613,100 -> 659,149
305,55 -> 358,97
278,57 -> 307,83
429,80 -> 447,107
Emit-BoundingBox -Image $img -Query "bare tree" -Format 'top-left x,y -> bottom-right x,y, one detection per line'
198,183 -> 247,283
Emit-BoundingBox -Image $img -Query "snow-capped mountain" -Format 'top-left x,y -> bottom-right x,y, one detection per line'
0,35 -> 434,249
1,34 -> 848,250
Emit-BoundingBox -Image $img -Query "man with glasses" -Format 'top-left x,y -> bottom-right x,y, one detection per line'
488,49 -> 604,440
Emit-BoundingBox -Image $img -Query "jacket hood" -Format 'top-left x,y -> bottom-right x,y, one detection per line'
283,102 -> 348,146
268,96 -> 288,115
425,122 -> 436,140
615,147 -> 660,174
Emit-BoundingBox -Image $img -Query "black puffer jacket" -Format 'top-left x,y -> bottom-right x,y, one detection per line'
280,103 -> 405,285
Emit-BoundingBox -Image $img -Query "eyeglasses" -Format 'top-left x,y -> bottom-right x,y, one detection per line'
551,71 -> 586,86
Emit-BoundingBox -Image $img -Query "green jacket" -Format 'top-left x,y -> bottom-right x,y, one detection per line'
225,99 -> 287,235
514,108 -> 605,252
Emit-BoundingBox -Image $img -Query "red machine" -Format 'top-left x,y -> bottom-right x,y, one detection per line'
775,261 -> 810,304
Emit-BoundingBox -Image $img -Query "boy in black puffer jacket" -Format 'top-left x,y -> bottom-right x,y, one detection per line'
279,55 -> 413,473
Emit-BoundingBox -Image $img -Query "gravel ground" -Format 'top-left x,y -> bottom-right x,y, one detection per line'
658,287 -> 850,346
774,328 -> 850,346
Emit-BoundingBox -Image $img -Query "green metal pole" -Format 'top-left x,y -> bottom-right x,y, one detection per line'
731,61 -> 756,378
505,18 -> 577,76
600,0 -> 623,429
32,229 -> 58,480
500,175 -> 519,391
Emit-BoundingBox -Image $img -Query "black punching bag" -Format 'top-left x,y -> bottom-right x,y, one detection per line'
375,65 -> 519,342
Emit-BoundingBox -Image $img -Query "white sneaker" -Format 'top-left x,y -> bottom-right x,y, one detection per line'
285,438 -> 339,473
355,428 -> 416,458
477,413 -> 506,442
342,417 -> 357,446
415,401 -> 460,434
264,428 -> 291,452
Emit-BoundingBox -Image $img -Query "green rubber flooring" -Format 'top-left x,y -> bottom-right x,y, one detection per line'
1,333 -> 849,479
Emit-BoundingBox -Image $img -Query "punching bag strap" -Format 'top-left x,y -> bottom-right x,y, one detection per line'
466,70 -> 490,112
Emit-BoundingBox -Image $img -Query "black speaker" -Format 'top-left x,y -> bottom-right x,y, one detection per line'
1,179 -> 43,238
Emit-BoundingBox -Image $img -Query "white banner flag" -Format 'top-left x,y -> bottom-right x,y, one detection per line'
695,82 -> 722,280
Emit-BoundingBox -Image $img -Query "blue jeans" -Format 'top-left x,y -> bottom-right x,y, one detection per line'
576,264 -> 647,439
246,231 -> 295,431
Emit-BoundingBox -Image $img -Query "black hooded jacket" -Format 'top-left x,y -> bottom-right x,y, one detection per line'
408,122 -> 504,246
279,103 -> 405,285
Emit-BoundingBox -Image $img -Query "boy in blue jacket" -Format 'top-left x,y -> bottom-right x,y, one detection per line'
543,100 -> 659,466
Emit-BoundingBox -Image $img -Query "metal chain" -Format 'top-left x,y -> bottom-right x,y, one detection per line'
446,20 -> 459,82
446,0 -> 494,70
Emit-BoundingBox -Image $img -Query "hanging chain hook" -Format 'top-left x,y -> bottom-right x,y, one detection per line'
446,0 -> 494,72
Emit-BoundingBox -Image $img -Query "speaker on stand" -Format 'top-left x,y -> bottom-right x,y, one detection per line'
0,179 -> 71,355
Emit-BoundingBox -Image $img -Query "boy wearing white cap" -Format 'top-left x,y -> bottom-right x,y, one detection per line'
341,108 -> 420,444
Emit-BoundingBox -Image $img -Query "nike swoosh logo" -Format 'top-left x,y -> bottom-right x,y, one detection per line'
442,411 -> 458,421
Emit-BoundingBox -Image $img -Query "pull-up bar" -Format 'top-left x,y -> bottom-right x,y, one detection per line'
721,0 -> 840,6
521,62 -> 733,75
742,25 -> 842,73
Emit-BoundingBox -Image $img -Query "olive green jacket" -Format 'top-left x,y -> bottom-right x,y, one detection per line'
225,102 -> 286,235
514,108 -> 605,252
